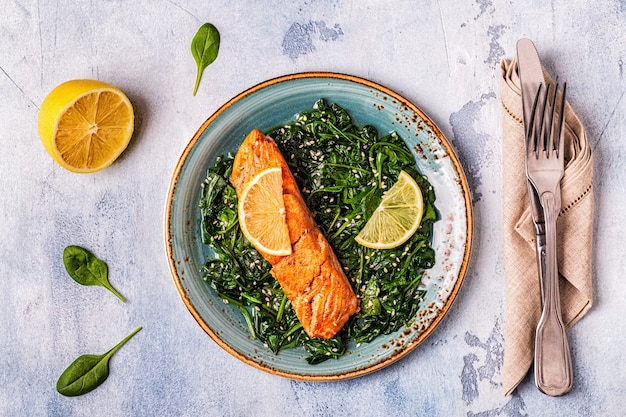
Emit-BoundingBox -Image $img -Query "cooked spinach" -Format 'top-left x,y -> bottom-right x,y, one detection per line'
56,327 -> 142,396
63,245 -> 126,303
200,99 -> 437,363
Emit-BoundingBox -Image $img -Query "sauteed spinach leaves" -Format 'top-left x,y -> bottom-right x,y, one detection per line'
200,100 -> 437,364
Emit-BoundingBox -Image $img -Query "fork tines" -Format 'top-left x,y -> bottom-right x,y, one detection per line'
527,81 -> 567,158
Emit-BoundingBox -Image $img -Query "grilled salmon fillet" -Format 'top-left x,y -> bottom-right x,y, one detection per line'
231,129 -> 358,339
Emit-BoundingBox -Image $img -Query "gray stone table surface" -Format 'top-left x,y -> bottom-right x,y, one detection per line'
1,1 -> 625,416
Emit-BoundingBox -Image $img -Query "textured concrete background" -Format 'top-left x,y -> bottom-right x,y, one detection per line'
1,1 -> 625,416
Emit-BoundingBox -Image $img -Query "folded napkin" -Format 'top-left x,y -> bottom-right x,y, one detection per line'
499,58 -> 594,396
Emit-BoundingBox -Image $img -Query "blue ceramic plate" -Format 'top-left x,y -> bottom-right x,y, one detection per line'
165,73 -> 472,380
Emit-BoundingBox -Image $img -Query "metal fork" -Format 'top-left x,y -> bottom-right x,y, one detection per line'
525,81 -> 573,396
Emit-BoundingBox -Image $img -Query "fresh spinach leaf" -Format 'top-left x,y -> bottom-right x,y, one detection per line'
63,245 -> 126,303
191,22 -> 220,96
56,327 -> 142,397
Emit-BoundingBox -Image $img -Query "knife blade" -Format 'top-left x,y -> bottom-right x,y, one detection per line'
516,38 -> 548,302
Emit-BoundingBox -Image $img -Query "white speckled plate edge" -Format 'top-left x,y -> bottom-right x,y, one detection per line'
164,72 -> 473,381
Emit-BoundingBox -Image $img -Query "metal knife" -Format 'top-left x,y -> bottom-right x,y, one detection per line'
518,38 -> 574,396
516,38 -> 547,303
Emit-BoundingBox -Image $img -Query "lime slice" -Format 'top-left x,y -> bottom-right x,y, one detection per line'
355,170 -> 424,249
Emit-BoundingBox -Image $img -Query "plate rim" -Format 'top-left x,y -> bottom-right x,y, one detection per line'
164,71 -> 473,381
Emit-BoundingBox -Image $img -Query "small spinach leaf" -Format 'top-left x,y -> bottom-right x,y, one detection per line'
56,327 -> 142,397
191,22 -> 220,96
63,245 -> 126,303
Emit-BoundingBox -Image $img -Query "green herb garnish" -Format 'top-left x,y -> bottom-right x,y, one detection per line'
56,327 -> 142,397
63,245 -> 126,303
200,99 -> 437,363
191,22 -> 220,96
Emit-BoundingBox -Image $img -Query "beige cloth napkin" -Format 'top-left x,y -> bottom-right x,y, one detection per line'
499,58 -> 594,396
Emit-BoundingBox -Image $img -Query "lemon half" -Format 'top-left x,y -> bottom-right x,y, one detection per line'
38,79 -> 134,173
355,170 -> 424,249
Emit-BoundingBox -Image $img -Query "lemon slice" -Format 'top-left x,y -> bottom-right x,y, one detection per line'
355,170 -> 424,249
37,79 -> 134,173
238,167 -> 292,256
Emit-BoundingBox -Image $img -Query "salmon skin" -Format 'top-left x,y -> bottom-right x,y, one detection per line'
231,129 -> 359,339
